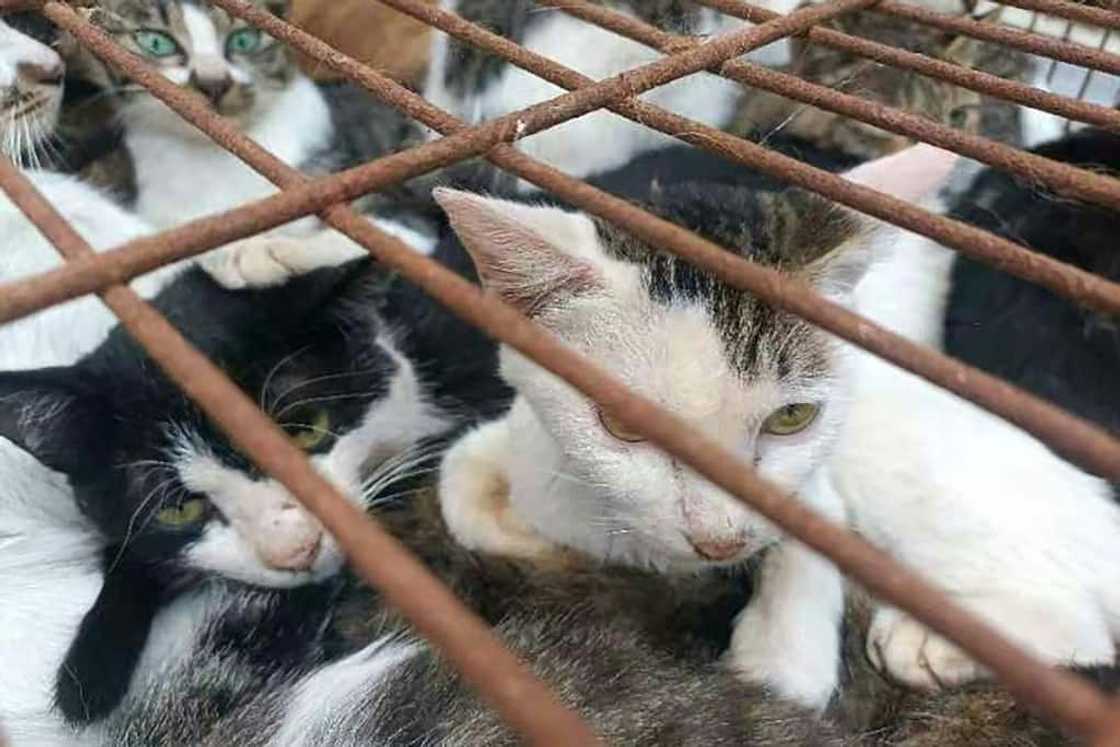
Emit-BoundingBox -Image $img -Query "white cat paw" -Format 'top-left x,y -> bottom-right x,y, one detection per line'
201,234 -> 366,290
439,421 -> 559,561
728,605 -> 839,709
867,608 -> 984,690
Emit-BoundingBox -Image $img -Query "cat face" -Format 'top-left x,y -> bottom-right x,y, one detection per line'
92,0 -> 294,137
0,13 -> 64,163
436,145 -> 958,570
0,262 -> 447,589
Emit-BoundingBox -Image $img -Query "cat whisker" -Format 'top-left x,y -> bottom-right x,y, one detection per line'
274,392 -> 373,421
259,347 -> 310,414
269,365 -> 386,414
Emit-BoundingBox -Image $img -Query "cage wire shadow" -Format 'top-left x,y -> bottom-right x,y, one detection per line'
1,0 -> 1120,743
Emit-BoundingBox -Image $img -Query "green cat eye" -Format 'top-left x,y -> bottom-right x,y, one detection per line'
761,403 -> 820,436
156,498 -> 208,527
288,409 -> 332,451
133,30 -> 180,58
226,28 -> 263,55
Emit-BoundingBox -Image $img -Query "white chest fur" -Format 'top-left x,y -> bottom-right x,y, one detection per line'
126,75 -> 332,231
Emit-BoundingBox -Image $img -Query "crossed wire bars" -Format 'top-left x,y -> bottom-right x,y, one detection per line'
1,0 -> 1120,743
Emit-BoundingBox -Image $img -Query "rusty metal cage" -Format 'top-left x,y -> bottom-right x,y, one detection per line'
1,0 -> 1119,743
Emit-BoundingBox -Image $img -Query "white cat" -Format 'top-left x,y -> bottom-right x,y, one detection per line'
433,145 -> 960,707
434,143 -> 1120,708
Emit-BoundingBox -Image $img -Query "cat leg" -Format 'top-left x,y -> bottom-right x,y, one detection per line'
727,478 -> 845,709
438,419 -> 559,561
867,591 -> 1115,691
200,231 -> 368,290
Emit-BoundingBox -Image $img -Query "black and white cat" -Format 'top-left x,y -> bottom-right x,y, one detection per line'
79,0 -> 436,256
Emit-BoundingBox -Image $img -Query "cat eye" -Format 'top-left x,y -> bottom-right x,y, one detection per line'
761,403 -> 820,436
287,409 -> 332,451
226,28 -> 263,56
133,30 -> 181,59
598,409 -> 646,444
155,497 -> 208,528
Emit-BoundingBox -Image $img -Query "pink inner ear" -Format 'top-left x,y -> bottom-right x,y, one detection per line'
434,188 -> 601,317
843,144 -> 960,204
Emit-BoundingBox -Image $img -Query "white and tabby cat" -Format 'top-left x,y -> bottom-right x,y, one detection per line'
433,144 -> 1120,708
80,0 -> 436,256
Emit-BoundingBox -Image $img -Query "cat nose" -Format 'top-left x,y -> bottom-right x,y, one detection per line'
189,72 -> 232,105
18,59 -> 63,86
687,533 -> 748,562
256,503 -> 324,571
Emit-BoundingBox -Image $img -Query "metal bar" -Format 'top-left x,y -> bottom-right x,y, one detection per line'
0,155 -> 598,747
875,0 -> 1120,74
997,0 -> 1120,32
382,0 -> 1120,312
695,0 -> 1120,132
1,0 -> 1118,742
533,0 -> 1120,212
14,7 -> 1120,738
20,0 -> 1118,481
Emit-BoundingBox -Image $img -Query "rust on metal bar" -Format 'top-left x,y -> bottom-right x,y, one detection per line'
533,0 -> 1120,212
380,0 -> 1120,310
996,0 -> 1120,32
696,0 -> 1120,132
27,3 -> 1120,740
0,156 -> 599,746
4,0 -> 1120,743
875,0 -> 1120,74
26,0 -> 1120,481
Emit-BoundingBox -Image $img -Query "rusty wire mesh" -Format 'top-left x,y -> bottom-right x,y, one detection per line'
2,0 -> 1120,743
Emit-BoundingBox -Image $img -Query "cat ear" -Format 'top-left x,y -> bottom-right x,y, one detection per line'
0,368 -> 108,476
800,238 -> 875,301
842,143 -> 960,205
434,188 -> 604,317
55,557 -> 162,724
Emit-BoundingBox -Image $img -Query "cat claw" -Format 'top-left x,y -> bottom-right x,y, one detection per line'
867,609 -> 984,691
201,233 -> 366,290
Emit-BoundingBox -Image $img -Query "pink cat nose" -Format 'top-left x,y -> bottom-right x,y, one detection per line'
688,534 -> 748,562
255,504 -> 324,572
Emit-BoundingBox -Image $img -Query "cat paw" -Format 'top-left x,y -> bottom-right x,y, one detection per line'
201,234 -> 366,290
728,605 -> 839,709
867,608 -> 984,690
439,421 -> 559,561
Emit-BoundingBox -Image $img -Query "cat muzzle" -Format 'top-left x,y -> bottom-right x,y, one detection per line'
250,502 -> 325,572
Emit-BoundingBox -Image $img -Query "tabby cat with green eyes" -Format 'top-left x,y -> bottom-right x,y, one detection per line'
74,0 -> 436,250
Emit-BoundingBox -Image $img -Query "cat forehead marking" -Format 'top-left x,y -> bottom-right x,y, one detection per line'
593,190 -> 854,380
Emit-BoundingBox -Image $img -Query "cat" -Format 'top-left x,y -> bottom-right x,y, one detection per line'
75,0 -> 437,256
0,252 -> 486,726
430,139 -> 1120,709
428,145 -> 961,709
732,3 -> 1030,159
422,0 -> 780,182
944,127 -> 1120,441
0,10 -> 380,742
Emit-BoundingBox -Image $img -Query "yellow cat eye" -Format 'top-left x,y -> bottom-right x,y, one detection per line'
155,498 -> 208,528
598,409 -> 646,444
762,403 -> 820,436
289,409 -> 332,451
